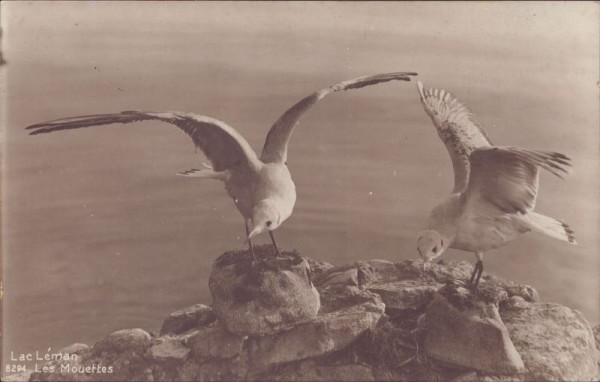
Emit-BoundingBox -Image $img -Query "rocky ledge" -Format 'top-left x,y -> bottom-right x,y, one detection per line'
10,246 -> 600,382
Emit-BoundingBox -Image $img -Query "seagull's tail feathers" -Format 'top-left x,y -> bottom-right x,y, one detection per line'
176,168 -> 229,181
521,212 -> 577,244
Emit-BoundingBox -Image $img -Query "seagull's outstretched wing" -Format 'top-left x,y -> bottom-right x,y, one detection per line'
417,81 -> 492,193
463,147 -> 571,214
26,111 -> 261,172
260,71 -> 418,164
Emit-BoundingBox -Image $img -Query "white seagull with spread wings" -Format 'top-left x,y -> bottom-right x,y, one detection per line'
415,81 -> 576,287
27,72 -> 417,259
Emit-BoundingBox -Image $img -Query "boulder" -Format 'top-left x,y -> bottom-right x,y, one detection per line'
503,285 -> 540,303
355,258 -> 475,287
186,323 -> 247,360
58,343 -> 90,356
245,285 -> 385,371
159,303 -> 215,335
29,330 -> 153,382
355,260 -> 406,285
304,257 -> 335,278
421,292 -> 524,374
255,359 -> 374,381
209,246 -> 320,336
147,337 -> 190,362
594,324 -> 600,367
3,371 -> 33,382
355,318 -> 420,381
318,268 -> 358,287
593,324 -> 600,351
503,296 -> 529,310
318,285 -> 381,313
92,328 -> 153,355
31,343 -> 92,381
501,302 -> 599,381
367,280 -> 440,317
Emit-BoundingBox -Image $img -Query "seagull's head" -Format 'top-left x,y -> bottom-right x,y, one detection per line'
247,200 -> 281,240
416,229 -> 448,267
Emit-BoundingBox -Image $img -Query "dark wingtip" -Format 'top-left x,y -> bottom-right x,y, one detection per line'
25,123 -> 45,130
560,221 -> 577,244
29,129 -> 46,136
389,71 -> 419,80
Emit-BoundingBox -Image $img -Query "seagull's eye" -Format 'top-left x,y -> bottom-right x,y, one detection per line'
432,246 -> 439,254
266,221 -> 272,227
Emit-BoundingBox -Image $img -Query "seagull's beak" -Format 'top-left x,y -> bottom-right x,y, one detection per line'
422,259 -> 431,272
244,226 -> 262,244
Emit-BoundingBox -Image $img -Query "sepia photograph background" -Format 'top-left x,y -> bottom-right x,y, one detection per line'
2,1 -> 598,364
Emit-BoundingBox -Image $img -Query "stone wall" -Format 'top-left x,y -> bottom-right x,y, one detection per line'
8,248 -> 600,382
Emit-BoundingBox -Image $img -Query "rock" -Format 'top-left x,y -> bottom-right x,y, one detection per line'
3,371 -> 33,382
422,293 -> 524,374
28,343 -> 93,382
148,337 -> 190,362
177,358 -> 243,382
594,324 -> 600,366
93,328 -> 153,355
159,303 -> 215,335
186,323 -> 247,359
356,319 -> 419,380
367,280 -> 440,317
58,343 -> 90,355
438,279 -> 509,307
256,359 -> 374,381
304,257 -> 335,278
209,246 -> 320,335
593,324 -> 600,349
304,364 -> 374,382
451,371 -> 479,382
503,296 -> 529,310
356,260 -> 403,285
245,288 -> 385,370
411,259 -> 475,284
357,259 -> 474,287
501,302 -> 599,381
503,285 -> 540,303
319,268 -> 358,287
30,332 -> 150,382
318,285 -> 381,314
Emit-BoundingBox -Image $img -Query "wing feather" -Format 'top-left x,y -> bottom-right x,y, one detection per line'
26,111 -> 261,172
260,71 -> 418,164
417,81 -> 492,193
464,147 -> 571,214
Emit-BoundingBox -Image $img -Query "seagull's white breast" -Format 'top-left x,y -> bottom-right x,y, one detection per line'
255,163 -> 296,222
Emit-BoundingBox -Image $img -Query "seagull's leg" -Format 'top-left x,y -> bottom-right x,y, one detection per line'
468,266 -> 477,285
268,230 -> 282,257
468,252 -> 484,288
245,220 -> 257,261
474,252 -> 484,288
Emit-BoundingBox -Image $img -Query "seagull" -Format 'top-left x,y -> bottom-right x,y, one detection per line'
26,72 -> 417,260
415,81 -> 576,287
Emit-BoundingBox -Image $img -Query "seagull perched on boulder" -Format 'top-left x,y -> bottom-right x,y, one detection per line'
26,72 -> 417,259
415,81 -> 576,287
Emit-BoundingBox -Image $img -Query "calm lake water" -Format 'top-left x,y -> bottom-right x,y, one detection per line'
2,2 -> 598,364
